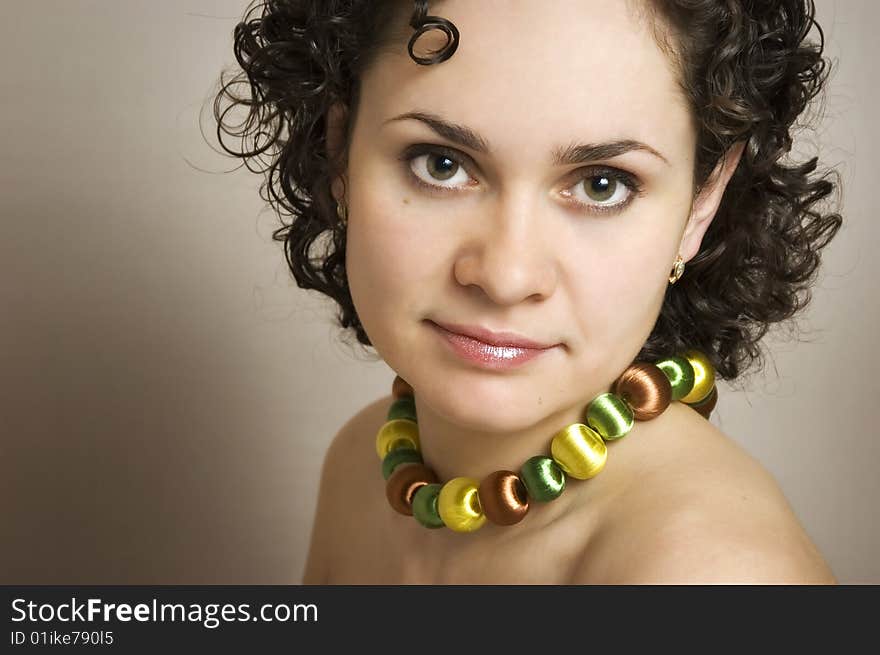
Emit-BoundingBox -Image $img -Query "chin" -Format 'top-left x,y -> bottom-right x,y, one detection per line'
414,369 -> 558,433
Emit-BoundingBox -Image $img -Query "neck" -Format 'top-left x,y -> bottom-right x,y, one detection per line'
412,392 -> 597,483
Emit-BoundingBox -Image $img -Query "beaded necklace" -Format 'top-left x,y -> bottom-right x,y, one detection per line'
375,350 -> 718,532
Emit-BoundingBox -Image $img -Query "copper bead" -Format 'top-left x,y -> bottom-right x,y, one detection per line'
478,471 -> 530,526
614,362 -> 673,420
391,375 -> 414,398
385,463 -> 438,516
689,385 -> 718,419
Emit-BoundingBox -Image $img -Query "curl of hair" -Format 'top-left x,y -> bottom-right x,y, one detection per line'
407,0 -> 460,65
213,0 -> 842,382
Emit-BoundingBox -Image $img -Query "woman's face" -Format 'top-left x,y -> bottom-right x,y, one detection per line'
340,0 -> 715,431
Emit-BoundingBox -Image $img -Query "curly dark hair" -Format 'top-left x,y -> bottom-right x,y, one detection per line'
212,0 -> 842,382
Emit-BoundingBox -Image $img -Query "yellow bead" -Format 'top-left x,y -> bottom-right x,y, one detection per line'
375,419 -> 420,461
680,350 -> 716,404
437,477 -> 486,533
550,423 -> 607,480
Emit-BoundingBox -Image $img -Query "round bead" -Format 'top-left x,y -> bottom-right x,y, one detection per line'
412,483 -> 445,528
585,392 -> 634,441
381,447 -> 422,480
387,396 -> 417,422
655,355 -> 696,401
687,384 -> 718,419
385,463 -> 438,516
613,362 -> 673,420
520,456 -> 566,502
478,471 -> 530,526
550,423 -> 607,480
391,375 -> 414,398
375,418 -> 420,460
437,477 -> 486,532
680,349 -> 716,404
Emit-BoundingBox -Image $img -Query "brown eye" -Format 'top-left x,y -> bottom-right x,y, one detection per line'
584,175 -> 618,202
565,169 -> 638,212
424,153 -> 459,180
407,149 -> 473,190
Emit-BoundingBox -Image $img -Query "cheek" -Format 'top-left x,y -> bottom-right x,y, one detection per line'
345,184 -> 433,340
565,225 -> 676,358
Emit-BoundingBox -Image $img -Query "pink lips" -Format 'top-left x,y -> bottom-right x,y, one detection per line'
429,320 -> 559,370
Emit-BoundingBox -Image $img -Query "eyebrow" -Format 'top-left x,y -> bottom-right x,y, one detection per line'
382,110 -> 670,166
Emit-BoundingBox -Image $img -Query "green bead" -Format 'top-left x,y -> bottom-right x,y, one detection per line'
519,456 -> 566,502
586,392 -> 634,441
655,355 -> 696,401
381,448 -> 423,480
412,483 -> 445,528
387,396 -> 417,422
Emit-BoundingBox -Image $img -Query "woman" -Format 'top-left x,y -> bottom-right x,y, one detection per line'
216,0 -> 841,583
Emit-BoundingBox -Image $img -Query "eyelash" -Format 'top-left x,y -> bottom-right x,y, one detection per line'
398,143 -> 645,215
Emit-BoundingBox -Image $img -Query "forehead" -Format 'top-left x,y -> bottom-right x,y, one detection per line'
359,0 -> 694,163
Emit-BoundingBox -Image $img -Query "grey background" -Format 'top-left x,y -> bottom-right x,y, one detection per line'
1,0 -> 876,583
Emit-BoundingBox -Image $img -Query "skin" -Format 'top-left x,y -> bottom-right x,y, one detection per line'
302,0 -> 836,584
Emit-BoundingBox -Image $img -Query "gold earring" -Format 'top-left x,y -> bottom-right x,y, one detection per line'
336,200 -> 347,226
668,254 -> 685,284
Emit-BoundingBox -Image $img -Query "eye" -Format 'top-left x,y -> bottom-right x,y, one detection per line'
399,144 -> 643,214
404,145 -> 475,191
562,169 -> 643,213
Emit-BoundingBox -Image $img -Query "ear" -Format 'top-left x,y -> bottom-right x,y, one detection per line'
678,140 -> 746,262
325,101 -> 350,203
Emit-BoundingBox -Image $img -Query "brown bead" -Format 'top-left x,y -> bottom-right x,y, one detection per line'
385,463 -> 438,516
614,362 -> 672,421
690,385 -> 718,419
391,375 -> 414,398
478,471 -> 530,526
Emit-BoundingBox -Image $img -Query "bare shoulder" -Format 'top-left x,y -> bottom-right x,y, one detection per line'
571,402 -> 836,585
323,395 -> 395,467
300,394 -> 394,584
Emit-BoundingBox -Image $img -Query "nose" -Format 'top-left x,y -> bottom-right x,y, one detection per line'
452,195 -> 559,306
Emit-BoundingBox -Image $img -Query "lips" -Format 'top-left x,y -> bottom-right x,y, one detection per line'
429,320 -> 557,350
428,320 -> 559,371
